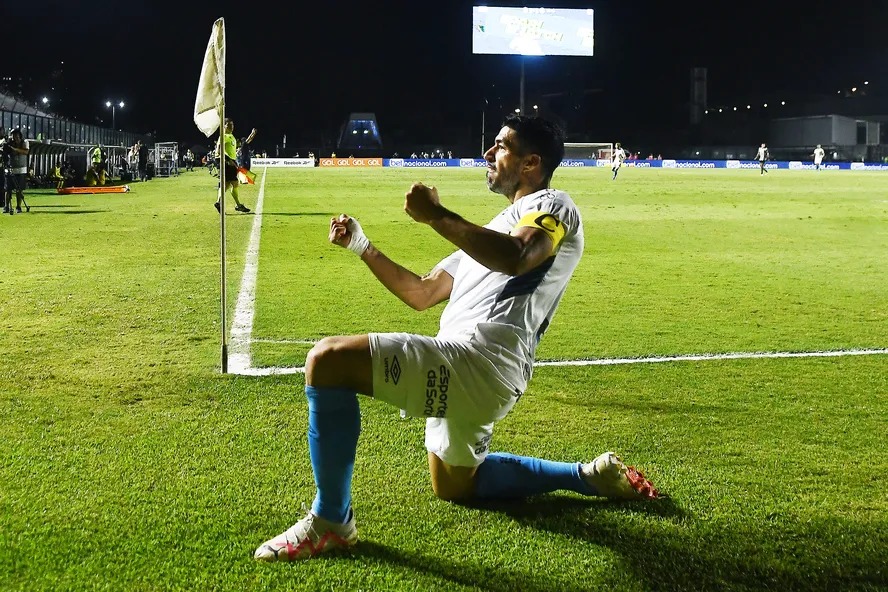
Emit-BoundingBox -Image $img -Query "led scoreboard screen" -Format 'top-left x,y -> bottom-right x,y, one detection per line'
472,6 -> 594,57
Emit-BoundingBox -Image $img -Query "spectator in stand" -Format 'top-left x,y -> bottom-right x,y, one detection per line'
411,152 -> 418,159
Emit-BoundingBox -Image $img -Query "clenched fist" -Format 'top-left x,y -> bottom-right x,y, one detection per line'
404,182 -> 444,224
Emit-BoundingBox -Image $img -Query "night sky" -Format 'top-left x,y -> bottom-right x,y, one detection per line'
5,0 -> 886,153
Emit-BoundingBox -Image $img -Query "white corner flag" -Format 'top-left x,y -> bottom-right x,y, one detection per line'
195,18 -> 229,373
194,18 -> 226,137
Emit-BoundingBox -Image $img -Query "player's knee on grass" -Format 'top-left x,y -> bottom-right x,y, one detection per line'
428,452 -> 477,501
305,336 -> 373,393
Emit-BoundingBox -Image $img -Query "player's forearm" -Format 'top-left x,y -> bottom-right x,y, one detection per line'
360,244 -> 437,310
429,210 -> 525,275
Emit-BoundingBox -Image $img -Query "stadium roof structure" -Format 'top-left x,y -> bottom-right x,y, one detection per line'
0,90 -> 52,117
337,112 -> 382,153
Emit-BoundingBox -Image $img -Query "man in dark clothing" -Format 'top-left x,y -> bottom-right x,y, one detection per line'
237,127 -> 257,171
137,141 -> 149,181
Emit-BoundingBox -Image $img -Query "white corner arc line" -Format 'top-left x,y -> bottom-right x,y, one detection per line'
227,169 -> 267,374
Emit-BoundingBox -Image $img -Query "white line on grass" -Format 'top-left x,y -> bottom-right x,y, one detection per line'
232,348 -> 888,376
534,348 -> 888,366
251,338 -> 319,345
227,169 -> 267,374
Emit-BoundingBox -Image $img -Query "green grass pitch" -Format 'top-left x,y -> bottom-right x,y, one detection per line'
0,166 -> 886,591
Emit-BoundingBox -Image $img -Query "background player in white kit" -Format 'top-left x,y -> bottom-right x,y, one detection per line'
812,144 -> 825,171
755,143 -> 770,175
612,142 -> 627,180
253,116 -> 660,562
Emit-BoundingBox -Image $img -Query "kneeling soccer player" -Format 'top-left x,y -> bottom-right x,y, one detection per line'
254,116 -> 660,562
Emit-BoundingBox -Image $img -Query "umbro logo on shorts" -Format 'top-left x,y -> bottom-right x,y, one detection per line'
384,355 -> 402,385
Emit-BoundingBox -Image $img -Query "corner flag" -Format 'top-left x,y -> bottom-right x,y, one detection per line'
195,18 -> 229,374
194,18 -> 226,137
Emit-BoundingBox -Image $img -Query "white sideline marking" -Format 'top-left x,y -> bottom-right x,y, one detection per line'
534,348 -> 888,366
227,170 -> 267,374
231,348 -> 888,377
227,172 -> 887,376
251,338 -> 319,345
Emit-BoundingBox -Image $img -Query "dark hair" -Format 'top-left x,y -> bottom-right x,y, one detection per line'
502,115 -> 565,183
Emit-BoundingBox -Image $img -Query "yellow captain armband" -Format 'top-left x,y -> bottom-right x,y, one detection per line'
515,211 -> 567,254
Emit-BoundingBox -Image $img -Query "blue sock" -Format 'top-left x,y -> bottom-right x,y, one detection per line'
474,452 -> 594,499
305,385 -> 360,523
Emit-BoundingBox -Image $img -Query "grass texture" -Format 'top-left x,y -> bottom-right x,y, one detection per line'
0,166 -> 886,591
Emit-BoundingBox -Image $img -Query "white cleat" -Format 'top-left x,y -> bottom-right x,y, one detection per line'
254,508 -> 358,562
582,452 -> 661,500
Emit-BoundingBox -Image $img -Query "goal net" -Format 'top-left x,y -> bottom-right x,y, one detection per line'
564,142 -> 614,161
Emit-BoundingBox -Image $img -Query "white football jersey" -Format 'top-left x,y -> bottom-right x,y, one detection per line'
756,146 -> 769,160
813,148 -> 825,160
434,188 -> 584,391
613,148 -> 627,164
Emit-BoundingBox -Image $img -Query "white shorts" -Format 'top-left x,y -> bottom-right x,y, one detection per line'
814,158 -> 823,165
369,332 -> 520,467
612,160 -> 622,169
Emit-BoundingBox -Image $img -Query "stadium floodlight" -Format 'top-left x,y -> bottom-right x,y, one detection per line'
747,105 -> 751,109
733,107 -> 737,111
514,108 -> 520,113
781,101 -> 786,105
851,87 -> 857,93
764,103 -> 768,108
105,100 -> 125,129
719,108 -> 723,113
864,81 -> 869,85
41,96 -> 49,104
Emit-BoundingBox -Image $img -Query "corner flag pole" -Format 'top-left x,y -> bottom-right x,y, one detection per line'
194,17 -> 228,373
219,101 -> 228,373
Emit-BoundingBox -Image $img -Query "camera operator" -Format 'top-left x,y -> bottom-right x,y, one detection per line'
4,129 -> 29,214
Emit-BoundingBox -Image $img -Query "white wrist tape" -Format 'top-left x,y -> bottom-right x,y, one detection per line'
346,218 -> 370,256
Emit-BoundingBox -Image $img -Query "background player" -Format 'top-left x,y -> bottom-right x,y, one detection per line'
755,143 -> 770,175
611,142 -> 627,180
812,144 -> 825,171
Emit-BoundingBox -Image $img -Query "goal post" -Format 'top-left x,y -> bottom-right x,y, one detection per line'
564,142 -> 614,161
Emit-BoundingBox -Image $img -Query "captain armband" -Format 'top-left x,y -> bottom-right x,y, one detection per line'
514,211 -> 567,254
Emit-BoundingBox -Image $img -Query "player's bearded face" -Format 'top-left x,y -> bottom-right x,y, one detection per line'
485,128 -> 522,197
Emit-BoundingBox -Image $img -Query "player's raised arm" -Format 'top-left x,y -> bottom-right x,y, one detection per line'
329,214 -> 453,311
404,182 -> 552,277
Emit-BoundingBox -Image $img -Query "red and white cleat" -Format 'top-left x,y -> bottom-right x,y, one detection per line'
582,452 -> 661,500
254,508 -> 358,562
